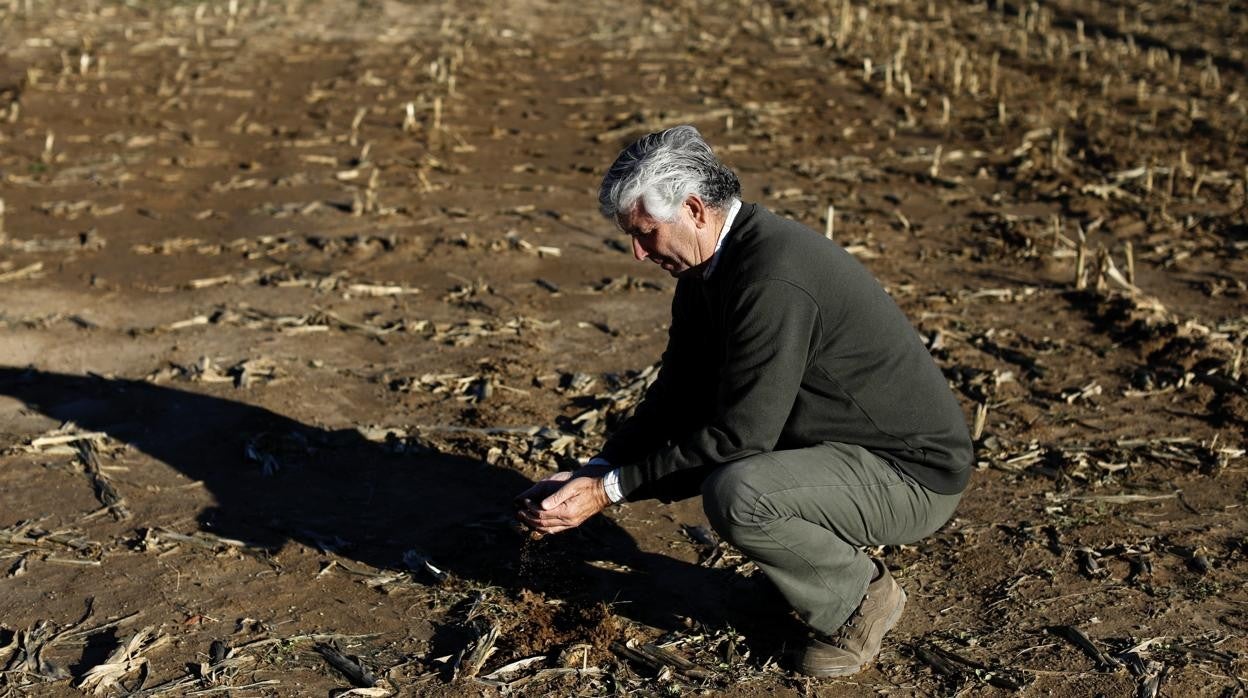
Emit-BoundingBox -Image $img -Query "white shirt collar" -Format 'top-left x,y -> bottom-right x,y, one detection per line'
703,198 -> 741,279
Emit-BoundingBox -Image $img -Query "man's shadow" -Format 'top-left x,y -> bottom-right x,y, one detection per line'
0,366 -> 790,645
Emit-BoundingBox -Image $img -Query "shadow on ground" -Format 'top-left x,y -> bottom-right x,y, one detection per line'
0,366 -> 796,653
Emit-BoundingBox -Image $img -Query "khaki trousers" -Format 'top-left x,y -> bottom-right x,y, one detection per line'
701,442 -> 962,636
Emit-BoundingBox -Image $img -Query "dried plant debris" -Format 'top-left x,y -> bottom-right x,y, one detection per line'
700,544 -> 757,576
145,356 -> 282,388
134,527 -> 259,556
1075,288 -> 1246,414
402,548 -> 449,583
172,266 -> 421,296
967,212 -> 1048,259
141,304 -> 556,345
1048,625 -> 1122,671
0,262 -> 45,284
404,587 -> 626,689
979,434 -> 1241,480
996,528 -> 1231,587
610,639 -> 715,682
3,229 -> 105,253
438,427 -> 585,472
15,422 -> 111,455
251,200 -> 327,217
77,438 -> 131,521
914,639 -> 1032,691
316,641 -> 379,688
330,687 -> 393,697
1109,637 -> 1235,698
131,238 -> 214,256
433,232 -> 561,258
0,519 -> 96,555
406,363 -> 663,471
388,371 -> 529,404
479,655 -> 546,682
354,568 -> 425,594
549,372 -> 594,397
36,200 -> 123,220
0,620 -> 71,682
560,363 -> 659,437
128,636 -> 370,695
791,154 -> 887,184
0,601 -> 140,684
623,625 -> 770,689
442,277 -> 497,312
0,312 -> 97,330
77,626 -> 170,695
146,305 -> 407,337
590,276 -> 663,293
429,317 -> 558,346
1123,652 -> 1169,698
132,233 -> 400,260
126,640 -> 260,696
451,619 -> 499,682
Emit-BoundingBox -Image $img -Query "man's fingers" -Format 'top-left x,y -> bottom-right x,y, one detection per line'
517,512 -> 572,535
540,478 -> 588,511
518,502 -> 583,532
515,476 -> 603,535
518,506 -> 571,527
539,486 -> 574,511
514,471 -> 576,509
525,509 -> 572,528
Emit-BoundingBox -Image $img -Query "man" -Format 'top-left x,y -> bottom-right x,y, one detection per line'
516,125 -> 972,677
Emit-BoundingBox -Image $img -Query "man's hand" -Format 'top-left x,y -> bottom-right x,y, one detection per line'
513,470 -> 573,512
515,467 -> 611,535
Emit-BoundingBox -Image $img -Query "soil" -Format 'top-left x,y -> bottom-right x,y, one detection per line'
1,0 -> 1245,696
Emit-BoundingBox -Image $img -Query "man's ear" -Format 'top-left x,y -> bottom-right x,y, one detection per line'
684,194 -> 708,228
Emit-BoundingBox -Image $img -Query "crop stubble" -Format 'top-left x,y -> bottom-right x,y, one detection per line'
0,0 -> 1245,695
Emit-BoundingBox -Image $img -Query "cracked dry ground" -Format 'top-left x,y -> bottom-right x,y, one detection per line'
0,0 -> 1245,696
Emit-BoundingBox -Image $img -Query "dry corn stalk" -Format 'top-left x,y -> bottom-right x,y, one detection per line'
77,626 -> 169,694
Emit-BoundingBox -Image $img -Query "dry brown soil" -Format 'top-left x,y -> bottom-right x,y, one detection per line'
1,0 -> 1246,696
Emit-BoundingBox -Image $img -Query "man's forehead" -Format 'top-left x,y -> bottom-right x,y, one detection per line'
617,202 -> 652,230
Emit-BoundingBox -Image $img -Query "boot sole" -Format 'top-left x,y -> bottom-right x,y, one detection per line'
799,587 -> 907,678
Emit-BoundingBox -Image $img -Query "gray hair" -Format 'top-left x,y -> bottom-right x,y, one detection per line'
598,125 -> 741,223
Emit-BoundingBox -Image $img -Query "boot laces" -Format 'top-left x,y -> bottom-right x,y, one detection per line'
834,598 -> 868,639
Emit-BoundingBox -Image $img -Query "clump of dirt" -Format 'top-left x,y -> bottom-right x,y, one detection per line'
496,589 -> 621,662
449,530 -> 627,669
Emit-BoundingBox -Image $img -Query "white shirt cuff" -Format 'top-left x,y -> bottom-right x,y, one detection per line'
585,457 -> 624,504
601,468 -> 624,504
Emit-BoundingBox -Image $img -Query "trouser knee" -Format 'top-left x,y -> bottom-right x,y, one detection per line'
701,459 -> 776,544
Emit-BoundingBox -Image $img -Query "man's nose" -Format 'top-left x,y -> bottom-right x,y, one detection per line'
631,236 -> 648,262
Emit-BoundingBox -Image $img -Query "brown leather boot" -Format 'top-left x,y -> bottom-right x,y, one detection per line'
797,559 -> 906,677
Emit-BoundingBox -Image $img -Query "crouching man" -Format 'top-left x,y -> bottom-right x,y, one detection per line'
516,125 -> 972,677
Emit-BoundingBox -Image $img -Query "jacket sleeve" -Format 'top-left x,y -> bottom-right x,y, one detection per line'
616,278 -> 822,500
596,279 -> 708,467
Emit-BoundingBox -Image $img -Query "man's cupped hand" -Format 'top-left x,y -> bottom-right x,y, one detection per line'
515,467 -> 611,535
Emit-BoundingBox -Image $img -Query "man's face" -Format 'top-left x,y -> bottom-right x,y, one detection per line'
617,197 -> 710,278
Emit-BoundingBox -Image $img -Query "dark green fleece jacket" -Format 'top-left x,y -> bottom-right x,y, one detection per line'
599,203 -> 973,502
